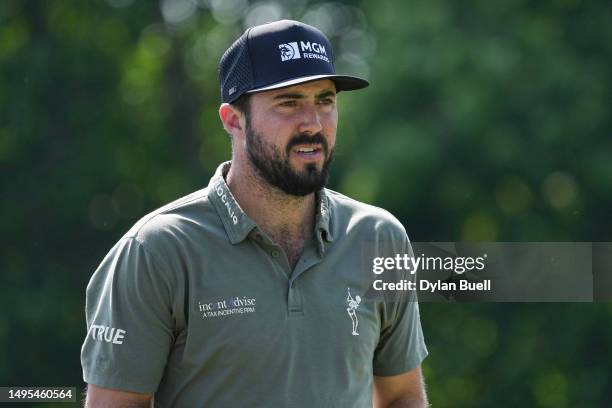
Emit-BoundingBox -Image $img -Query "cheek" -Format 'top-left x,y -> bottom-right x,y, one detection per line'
322,113 -> 338,142
250,117 -> 291,144
263,111 -> 296,130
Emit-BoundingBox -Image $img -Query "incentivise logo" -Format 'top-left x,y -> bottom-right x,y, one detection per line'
198,295 -> 257,319
279,41 -> 330,63
346,288 -> 361,336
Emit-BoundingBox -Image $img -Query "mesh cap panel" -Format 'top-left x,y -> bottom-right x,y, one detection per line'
218,30 -> 254,104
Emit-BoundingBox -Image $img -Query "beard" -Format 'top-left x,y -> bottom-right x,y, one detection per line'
245,120 -> 334,197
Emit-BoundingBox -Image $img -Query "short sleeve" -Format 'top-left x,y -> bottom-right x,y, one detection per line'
81,237 -> 175,393
373,237 -> 428,376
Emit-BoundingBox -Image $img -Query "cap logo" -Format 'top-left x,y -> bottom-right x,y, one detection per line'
279,41 -> 330,63
279,42 -> 301,61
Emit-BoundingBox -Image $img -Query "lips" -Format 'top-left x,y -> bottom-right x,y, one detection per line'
293,144 -> 322,155
286,133 -> 328,157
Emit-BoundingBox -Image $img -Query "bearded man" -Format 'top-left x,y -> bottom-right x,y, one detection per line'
81,20 -> 428,408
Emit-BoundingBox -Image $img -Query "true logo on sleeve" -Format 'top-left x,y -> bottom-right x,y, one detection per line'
89,324 -> 126,345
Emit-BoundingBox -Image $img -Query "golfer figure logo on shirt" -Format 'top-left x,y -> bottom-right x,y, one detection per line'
346,288 -> 361,336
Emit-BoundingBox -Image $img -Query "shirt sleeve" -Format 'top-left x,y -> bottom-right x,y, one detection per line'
81,237 -> 175,393
373,237 -> 428,376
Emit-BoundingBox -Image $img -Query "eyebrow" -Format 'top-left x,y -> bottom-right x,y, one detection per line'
317,90 -> 337,99
273,89 -> 337,100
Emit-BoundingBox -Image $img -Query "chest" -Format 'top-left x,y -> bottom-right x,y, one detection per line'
268,232 -> 306,269
281,242 -> 304,270
178,241 -> 382,378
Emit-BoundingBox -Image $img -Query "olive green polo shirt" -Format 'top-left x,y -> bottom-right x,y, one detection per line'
81,162 -> 427,407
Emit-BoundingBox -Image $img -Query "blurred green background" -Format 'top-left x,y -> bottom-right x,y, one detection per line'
1,0 -> 611,407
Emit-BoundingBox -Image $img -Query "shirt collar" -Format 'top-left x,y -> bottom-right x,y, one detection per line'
315,188 -> 333,245
208,162 -> 257,244
208,161 -> 334,249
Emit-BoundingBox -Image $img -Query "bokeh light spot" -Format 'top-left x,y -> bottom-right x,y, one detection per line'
461,213 -> 498,241
543,171 -> 578,209
495,176 -> 532,214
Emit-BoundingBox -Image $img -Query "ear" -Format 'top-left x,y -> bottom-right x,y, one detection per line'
219,103 -> 246,137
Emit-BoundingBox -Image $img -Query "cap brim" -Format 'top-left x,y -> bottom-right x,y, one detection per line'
246,74 -> 369,94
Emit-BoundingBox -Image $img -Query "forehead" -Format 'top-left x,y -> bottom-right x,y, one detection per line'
251,79 -> 336,101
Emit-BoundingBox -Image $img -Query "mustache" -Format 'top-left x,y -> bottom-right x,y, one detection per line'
285,133 -> 329,155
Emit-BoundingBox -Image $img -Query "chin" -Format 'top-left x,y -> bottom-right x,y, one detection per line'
296,163 -> 322,175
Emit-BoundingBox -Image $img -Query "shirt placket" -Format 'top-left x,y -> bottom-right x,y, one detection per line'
251,229 -> 323,318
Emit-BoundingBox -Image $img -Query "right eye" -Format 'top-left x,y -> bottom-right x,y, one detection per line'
279,100 -> 297,107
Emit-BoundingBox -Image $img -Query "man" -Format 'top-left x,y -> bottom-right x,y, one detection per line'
81,20 -> 428,407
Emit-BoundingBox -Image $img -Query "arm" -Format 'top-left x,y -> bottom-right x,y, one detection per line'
84,384 -> 152,408
373,365 -> 428,408
81,238 -> 175,406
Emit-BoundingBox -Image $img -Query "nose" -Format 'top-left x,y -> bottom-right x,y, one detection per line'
297,104 -> 323,135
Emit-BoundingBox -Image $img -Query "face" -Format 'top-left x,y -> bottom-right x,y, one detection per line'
244,79 -> 338,197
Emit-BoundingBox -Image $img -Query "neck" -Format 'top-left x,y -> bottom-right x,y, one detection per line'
225,160 -> 316,243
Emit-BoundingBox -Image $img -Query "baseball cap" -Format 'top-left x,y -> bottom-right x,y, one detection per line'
219,19 -> 369,103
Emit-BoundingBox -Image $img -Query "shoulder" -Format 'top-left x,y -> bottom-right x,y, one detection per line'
324,189 -> 407,239
121,187 -> 218,253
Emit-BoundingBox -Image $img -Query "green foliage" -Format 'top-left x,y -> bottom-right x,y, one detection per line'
1,0 -> 610,406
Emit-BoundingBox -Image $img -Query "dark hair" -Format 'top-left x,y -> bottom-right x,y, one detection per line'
231,93 -> 251,117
